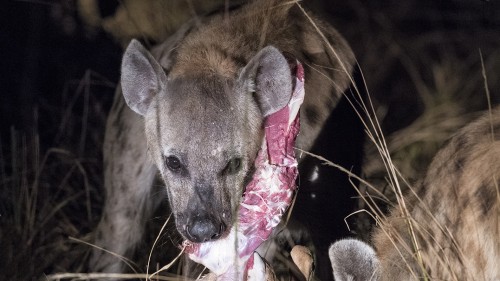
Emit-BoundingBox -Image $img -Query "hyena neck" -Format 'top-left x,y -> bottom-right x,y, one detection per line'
168,0 -> 297,79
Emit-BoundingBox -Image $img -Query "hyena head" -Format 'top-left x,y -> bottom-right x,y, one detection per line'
120,40 -> 293,243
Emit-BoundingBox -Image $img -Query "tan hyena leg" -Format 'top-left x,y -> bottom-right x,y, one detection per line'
90,89 -> 158,274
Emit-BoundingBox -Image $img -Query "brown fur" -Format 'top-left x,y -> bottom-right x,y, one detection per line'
330,107 -> 500,281
155,0 -> 355,150
375,108 -> 500,280
92,0 -> 356,276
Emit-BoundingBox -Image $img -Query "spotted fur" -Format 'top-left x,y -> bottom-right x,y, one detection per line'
330,107 -> 500,281
91,0 -> 355,275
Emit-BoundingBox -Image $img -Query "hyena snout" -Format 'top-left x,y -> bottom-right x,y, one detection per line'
185,214 -> 226,243
179,181 -> 232,242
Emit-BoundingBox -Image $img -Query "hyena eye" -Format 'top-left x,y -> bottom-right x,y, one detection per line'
222,157 -> 242,175
165,156 -> 182,172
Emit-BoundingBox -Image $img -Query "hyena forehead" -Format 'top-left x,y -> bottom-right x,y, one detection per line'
151,74 -> 262,157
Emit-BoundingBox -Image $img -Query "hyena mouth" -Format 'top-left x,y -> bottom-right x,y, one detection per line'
183,62 -> 305,277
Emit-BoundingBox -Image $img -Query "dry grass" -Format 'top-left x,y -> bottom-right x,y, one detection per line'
351,49 -> 500,244
296,2 -> 499,279
2,0 -> 499,280
0,71 -> 114,279
302,16 -> 498,281
301,57 -> 498,281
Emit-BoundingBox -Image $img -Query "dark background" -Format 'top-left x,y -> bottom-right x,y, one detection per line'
2,0 -> 499,150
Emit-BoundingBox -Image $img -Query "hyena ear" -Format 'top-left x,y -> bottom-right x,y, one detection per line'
329,239 -> 380,281
239,46 -> 292,117
121,39 -> 167,116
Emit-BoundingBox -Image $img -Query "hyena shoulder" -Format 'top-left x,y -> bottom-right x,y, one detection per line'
330,107 -> 500,281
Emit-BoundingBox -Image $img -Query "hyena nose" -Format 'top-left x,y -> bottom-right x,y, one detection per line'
186,216 -> 225,243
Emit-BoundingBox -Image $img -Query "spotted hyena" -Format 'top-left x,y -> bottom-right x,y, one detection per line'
329,107 -> 500,280
90,0 -> 357,276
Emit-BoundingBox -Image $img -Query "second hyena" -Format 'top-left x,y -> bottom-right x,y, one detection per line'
329,107 -> 500,281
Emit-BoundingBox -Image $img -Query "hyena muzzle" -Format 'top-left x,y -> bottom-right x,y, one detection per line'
329,107 -> 500,281
90,0 -> 358,277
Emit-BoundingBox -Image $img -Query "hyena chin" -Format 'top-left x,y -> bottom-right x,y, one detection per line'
329,107 -> 500,281
91,0 -> 356,275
